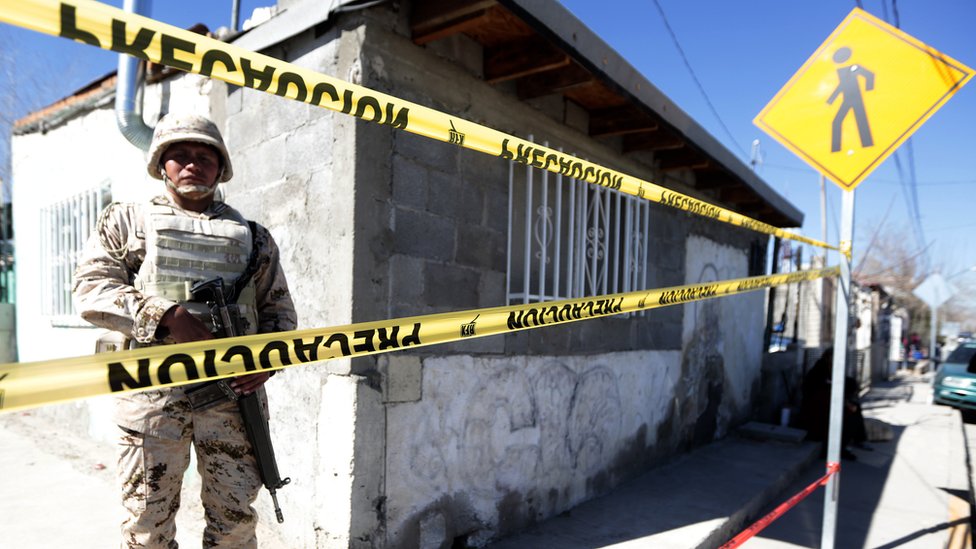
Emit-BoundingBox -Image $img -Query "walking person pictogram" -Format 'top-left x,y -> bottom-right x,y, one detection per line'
828,46 -> 875,152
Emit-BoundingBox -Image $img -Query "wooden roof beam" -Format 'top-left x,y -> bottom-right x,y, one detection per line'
657,151 -> 711,172
411,0 -> 497,45
589,105 -> 659,138
485,38 -> 571,84
719,186 -> 763,207
622,130 -> 685,154
693,175 -> 732,191
516,62 -> 596,100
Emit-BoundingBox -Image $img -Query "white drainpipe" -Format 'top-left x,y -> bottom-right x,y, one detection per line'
115,0 -> 153,151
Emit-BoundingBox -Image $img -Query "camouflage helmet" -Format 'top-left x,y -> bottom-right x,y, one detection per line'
146,114 -> 233,182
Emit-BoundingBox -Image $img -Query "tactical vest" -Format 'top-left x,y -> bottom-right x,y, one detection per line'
134,201 -> 258,336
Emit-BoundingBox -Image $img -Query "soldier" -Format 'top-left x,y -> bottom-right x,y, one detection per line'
73,113 -> 297,548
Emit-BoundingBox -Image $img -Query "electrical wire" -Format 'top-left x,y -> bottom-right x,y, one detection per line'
893,150 -> 929,272
879,0 -> 930,273
852,194 -> 897,277
650,0 -> 748,159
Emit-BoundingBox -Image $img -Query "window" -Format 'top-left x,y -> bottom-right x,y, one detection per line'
40,182 -> 111,324
506,141 -> 651,305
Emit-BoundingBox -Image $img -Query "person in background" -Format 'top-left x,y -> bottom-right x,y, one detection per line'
798,348 -> 868,460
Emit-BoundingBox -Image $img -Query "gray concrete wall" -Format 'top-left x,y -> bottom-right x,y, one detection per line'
221,21 -> 384,547
349,5 -> 770,546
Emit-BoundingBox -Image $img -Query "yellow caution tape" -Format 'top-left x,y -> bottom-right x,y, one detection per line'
0,0 -> 835,251
0,267 -> 838,413
839,240 -> 853,261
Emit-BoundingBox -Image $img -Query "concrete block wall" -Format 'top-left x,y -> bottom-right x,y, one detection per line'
350,5 -> 771,547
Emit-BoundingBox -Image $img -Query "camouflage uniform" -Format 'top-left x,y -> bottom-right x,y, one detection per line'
73,194 -> 296,549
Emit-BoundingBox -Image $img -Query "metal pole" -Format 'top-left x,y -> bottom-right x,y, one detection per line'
231,0 -> 241,31
930,305 -> 938,364
820,174 -> 828,264
821,188 -> 855,549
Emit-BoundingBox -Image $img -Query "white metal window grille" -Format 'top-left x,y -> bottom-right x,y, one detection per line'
40,182 -> 112,324
506,139 -> 651,306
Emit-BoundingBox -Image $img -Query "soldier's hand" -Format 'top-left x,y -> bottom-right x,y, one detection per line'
159,305 -> 214,343
231,372 -> 270,395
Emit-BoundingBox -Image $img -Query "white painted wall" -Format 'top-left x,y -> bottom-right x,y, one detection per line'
384,350 -> 681,546
683,235 -> 764,439
11,72 -> 216,440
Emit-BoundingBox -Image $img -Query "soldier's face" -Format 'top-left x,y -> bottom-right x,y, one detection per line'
161,142 -> 221,198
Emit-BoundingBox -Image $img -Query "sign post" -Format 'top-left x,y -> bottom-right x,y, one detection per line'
822,189 -> 854,549
754,8 -> 972,548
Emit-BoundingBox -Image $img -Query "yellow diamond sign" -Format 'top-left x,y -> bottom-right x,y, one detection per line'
755,8 -> 972,190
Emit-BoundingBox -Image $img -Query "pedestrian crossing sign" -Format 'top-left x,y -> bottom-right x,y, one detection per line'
754,8 -> 973,191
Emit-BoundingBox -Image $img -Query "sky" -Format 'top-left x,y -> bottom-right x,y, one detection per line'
1,0 -> 974,284
556,0 -> 976,285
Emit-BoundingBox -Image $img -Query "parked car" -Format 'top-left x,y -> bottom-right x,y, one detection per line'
932,340 -> 976,410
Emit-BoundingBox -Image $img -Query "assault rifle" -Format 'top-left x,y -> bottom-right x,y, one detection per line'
186,277 -> 291,523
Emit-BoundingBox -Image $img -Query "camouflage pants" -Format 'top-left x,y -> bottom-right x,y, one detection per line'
117,397 -> 262,549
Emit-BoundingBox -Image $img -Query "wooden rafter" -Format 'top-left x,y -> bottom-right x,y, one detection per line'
484,37 -> 570,84
589,105 -> 659,138
516,62 -> 595,100
657,150 -> 711,172
622,130 -> 685,154
411,0 -> 497,45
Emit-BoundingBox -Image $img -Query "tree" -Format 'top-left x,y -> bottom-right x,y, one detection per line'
854,225 -> 934,343
855,223 -> 976,342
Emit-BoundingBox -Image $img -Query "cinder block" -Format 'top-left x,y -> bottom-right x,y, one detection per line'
285,119 -> 334,173
456,224 -> 504,271
392,208 -> 454,262
424,263 -> 479,309
395,131 -> 459,174
478,271 -> 506,308
226,91 -> 267,151
484,190 -> 508,233
460,183 -> 485,224
392,154 -> 428,210
389,254 -> 425,306
381,354 -> 423,403
237,135 -> 287,190
427,170 -> 460,219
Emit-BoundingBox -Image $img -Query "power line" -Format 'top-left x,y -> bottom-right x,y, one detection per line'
893,148 -> 929,271
853,194 -> 897,277
650,0 -> 748,159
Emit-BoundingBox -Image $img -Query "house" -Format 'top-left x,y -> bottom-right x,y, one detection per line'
11,1 -> 807,546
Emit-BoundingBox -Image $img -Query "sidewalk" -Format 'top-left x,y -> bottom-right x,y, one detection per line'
0,408 -> 287,548
749,372 -> 970,549
490,371 -> 968,548
0,372 -> 966,548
